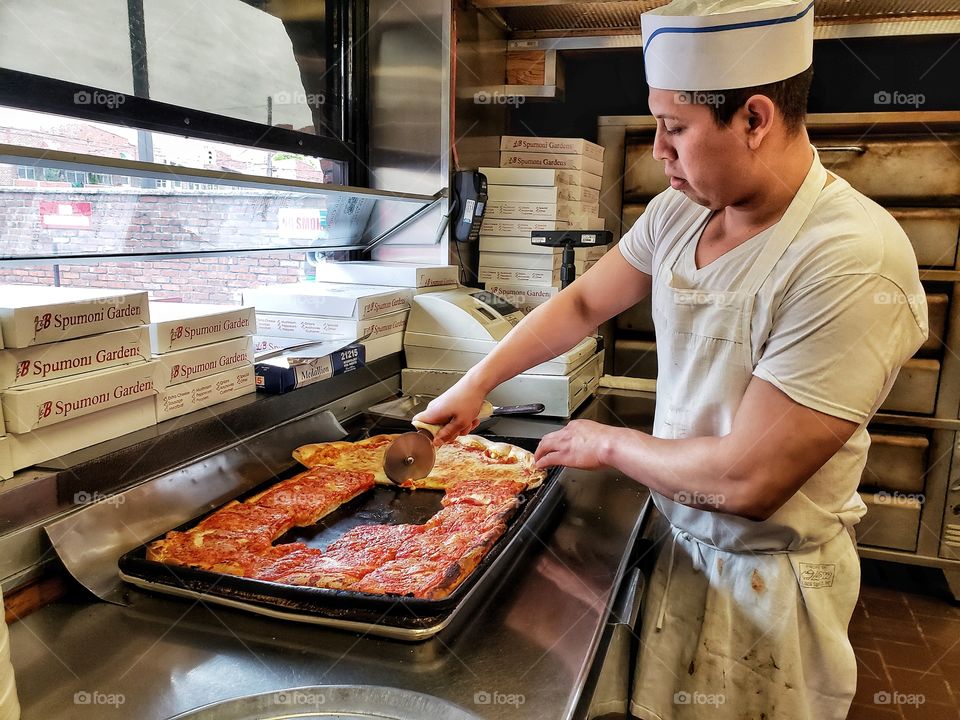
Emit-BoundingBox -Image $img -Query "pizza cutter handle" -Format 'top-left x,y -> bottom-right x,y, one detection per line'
410,399 -> 496,436
491,403 -> 545,417
411,419 -> 442,437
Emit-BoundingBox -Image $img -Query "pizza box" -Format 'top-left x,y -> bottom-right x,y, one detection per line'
154,336 -> 254,389
156,364 -> 256,422
7,396 -> 157,471
568,216 -> 606,231
480,218 -> 568,238
312,262 -> 459,289
477,265 -> 561,286
1,359 -> 160,433
149,302 -> 254,354
254,336 -> 298,355
479,166 -> 602,191
556,169 -> 602,190
479,167 -> 558,187
282,334 -> 401,363
256,309 -> 408,342
403,332 -> 595,376
255,341 -> 365,394
255,333 -> 403,365
0,326 -> 151,390
479,235 -> 607,261
0,286 -> 149,348
556,184 -> 599,203
0,436 -> 11,480
244,283 -> 413,320
480,251 -> 563,271
484,283 -> 559,313
362,333 -> 404,363
487,184 -> 559,204
500,136 -> 604,162
402,349 -> 603,418
484,200 -> 599,222
499,151 -> 603,178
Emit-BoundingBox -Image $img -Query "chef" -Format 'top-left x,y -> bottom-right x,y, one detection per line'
416,0 -> 928,717
0,588 -> 19,720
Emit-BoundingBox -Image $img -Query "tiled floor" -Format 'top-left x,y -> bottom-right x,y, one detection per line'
847,560 -> 960,720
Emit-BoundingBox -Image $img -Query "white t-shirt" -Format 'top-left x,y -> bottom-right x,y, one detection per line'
619,176 -> 928,424
618,176 -> 928,522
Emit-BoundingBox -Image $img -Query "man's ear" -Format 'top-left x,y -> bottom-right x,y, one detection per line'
742,94 -> 776,150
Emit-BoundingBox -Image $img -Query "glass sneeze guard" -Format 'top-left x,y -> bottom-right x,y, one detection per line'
0,143 -> 441,264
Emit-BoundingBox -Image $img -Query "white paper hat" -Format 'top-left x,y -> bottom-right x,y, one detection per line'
641,0 -> 814,91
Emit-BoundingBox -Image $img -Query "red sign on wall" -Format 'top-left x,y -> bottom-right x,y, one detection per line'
39,201 -> 92,229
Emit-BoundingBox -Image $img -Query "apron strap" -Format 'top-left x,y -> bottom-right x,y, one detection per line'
739,146 -> 827,296
656,528 -> 683,631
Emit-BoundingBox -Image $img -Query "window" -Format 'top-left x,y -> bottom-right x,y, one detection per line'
0,2 -> 429,300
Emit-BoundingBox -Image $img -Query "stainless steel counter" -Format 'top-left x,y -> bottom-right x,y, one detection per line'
8,396 -> 655,720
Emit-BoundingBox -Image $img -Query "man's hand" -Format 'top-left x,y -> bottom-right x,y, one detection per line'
534,419 -> 619,470
412,381 -> 488,444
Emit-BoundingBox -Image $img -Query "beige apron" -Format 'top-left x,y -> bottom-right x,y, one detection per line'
0,589 -> 19,720
630,152 -> 860,720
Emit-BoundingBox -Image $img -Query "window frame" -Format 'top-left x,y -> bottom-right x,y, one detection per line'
0,0 -> 364,181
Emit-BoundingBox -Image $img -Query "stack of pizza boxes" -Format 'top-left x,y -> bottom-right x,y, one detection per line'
245,276 -> 429,392
478,136 -> 608,313
149,302 -> 256,421
251,263 -> 458,364
0,286 -> 159,475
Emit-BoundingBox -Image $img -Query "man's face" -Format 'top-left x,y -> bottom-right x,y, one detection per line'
648,88 -> 750,210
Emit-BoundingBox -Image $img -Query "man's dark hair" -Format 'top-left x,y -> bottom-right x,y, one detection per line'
709,66 -> 813,133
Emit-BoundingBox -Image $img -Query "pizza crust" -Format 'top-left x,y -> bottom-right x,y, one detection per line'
292,433 -> 546,490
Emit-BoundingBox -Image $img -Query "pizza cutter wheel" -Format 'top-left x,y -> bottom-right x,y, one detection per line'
382,400 -> 544,484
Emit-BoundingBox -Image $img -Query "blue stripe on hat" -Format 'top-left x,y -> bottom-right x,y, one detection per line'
643,0 -> 815,54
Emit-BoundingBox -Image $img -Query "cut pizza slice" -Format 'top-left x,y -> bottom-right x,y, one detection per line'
322,523 -> 424,570
248,467 -> 375,525
146,529 -> 273,575
440,477 -> 527,507
426,502 -> 518,536
250,545 -> 364,589
352,557 -> 461,599
292,434 -> 398,485
196,501 -> 296,543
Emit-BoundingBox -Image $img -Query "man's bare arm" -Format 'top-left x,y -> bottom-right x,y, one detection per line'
416,250 -> 652,442
535,376 -> 858,520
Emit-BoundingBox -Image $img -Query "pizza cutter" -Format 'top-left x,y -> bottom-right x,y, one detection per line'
382,400 -> 545,483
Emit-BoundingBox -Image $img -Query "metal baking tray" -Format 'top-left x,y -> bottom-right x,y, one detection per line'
119,433 -> 564,641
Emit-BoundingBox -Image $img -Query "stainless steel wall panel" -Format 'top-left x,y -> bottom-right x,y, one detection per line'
861,432 -> 929,493
612,339 -> 657,378
891,208 -> 960,268
620,203 -> 647,235
814,138 -> 960,203
858,491 -> 922,551
881,358 -> 941,414
367,0 -> 451,262
623,137 -> 668,202
925,293 -> 950,355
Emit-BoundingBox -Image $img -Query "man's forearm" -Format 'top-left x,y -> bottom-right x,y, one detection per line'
601,427 -> 762,518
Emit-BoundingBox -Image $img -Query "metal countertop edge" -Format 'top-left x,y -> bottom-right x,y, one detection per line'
562,490 -> 652,720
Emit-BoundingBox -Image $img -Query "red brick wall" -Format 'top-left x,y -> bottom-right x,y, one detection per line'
0,256 -> 305,304
0,188 -> 337,302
